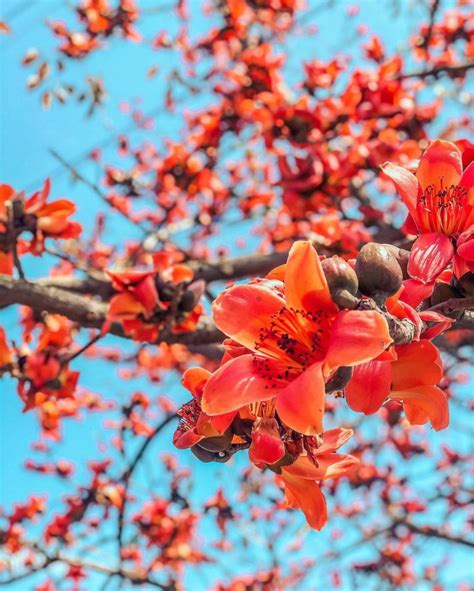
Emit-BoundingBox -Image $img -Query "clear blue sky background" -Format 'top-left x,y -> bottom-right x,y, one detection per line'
1,1 -> 473,589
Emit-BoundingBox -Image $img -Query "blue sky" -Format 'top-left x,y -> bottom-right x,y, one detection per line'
1,0 -> 473,589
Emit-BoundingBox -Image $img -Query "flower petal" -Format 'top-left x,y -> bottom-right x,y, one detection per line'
324,310 -> 392,373
283,453 -> 359,480
459,161 -> 474,208
408,233 -> 454,284
390,385 -> 449,431
201,354 -> 281,415
317,427 -> 354,454
457,236 -> 474,262
399,278 -> 435,308
284,241 -> 335,313
381,162 -> 419,225
419,310 -> 453,340
391,340 -> 443,390
182,367 -> 211,398
0,327 -> 12,366
345,360 -> 392,415
275,361 -> 325,436
281,472 -> 327,530
0,252 -> 13,276
108,293 -> 147,319
212,284 -> 284,351
173,428 -> 203,449
210,411 -> 237,434
416,140 -> 462,193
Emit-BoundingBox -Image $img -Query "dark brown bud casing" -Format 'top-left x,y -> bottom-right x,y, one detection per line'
381,244 -> 410,279
196,428 -> 233,452
321,256 -> 359,309
355,243 -> 403,302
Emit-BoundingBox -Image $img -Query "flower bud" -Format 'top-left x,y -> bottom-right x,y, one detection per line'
190,445 -> 216,463
178,290 -> 197,312
321,256 -> 359,309
249,418 -> 285,468
231,417 -> 253,438
355,243 -> 403,302
196,428 -> 233,452
178,280 -> 205,312
380,245 -> 410,279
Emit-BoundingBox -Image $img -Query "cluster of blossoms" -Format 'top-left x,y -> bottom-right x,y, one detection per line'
132,497 -> 208,568
174,239 -> 449,529
0,315 -> 81,411
105,251 -> 204,341
79,0 -> 473,270
0,180 -> 81,275
172,139 -> 473,529
0,310 -> 112,432
50,0 -> 140,59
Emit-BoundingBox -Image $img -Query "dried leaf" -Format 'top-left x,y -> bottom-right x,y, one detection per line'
38,61 -> 50,82
0,21 -> 10,34
27,74 -> 41,90
22,48 -> 40,66
147,65 -> 160,79
41,91 -> 53,110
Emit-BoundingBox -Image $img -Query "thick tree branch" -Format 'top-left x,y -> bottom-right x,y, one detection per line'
0,276 -> 224,345
1,276 -> 470,350
35,250 -> 292,297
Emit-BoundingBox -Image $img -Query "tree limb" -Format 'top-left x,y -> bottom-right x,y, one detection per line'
0,276 -> 224,345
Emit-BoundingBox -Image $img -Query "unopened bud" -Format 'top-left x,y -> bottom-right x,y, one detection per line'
355,243 -> 403,302
191,444 -> 232,463
321,256 -> 359,309
190,445 -> 215,463
178,280 -> 205,312
196,428 -> 233,452
380,244 -> 410,279
178,290 -> 197,312
231,417 -> 253,438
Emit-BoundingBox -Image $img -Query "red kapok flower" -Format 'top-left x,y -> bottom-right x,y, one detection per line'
201,241 -> 392,436
0,180 -> 81,259
382,139 -> 474,306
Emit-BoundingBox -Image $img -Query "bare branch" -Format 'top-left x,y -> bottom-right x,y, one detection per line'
394,518 -> 474,549
397,60 -> 474,80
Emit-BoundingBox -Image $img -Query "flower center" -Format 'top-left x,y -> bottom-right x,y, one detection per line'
419,179 -> 468,235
